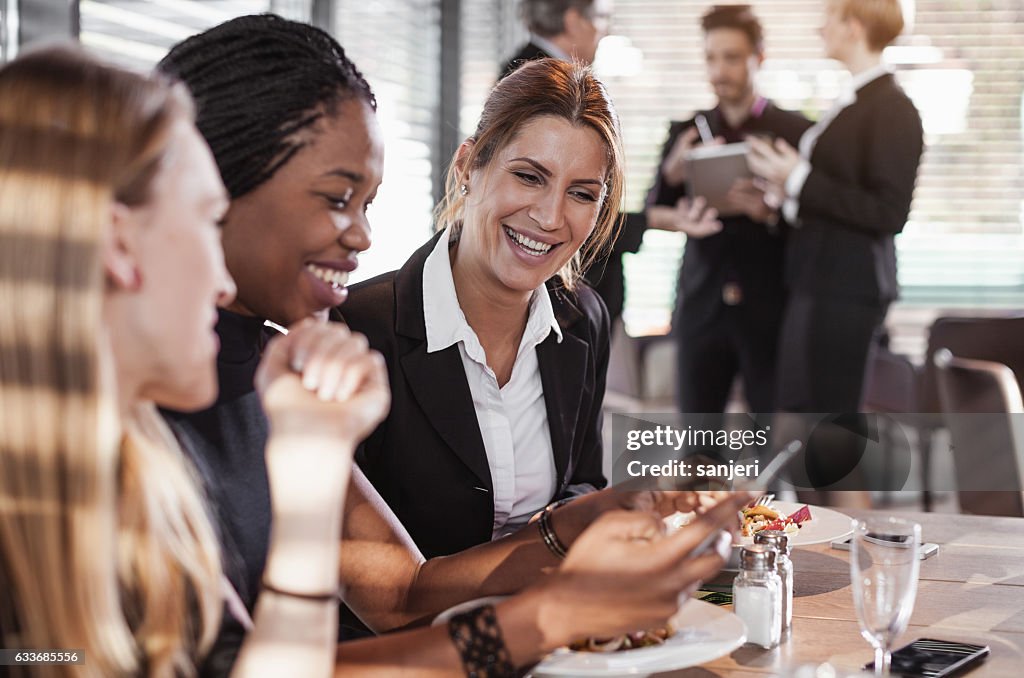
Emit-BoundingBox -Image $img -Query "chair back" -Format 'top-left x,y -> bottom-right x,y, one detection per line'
921,314 -> 1024,412
934,349 -> 1024,516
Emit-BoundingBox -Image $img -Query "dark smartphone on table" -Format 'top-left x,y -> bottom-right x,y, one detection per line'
863,638 -> 989,676
830,536 -> 939,560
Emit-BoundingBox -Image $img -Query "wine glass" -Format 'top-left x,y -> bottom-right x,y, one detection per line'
850,517 -> 921,676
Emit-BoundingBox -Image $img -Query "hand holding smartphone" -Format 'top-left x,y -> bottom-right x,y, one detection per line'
689,441 -> 803,558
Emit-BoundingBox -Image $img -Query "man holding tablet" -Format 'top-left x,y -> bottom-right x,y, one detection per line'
646,4 -> 811,414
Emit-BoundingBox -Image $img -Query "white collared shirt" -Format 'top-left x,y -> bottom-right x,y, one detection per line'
783,64 -> 894,224
422,228 -> 562,539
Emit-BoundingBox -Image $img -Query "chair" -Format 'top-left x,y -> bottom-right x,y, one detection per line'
934,349 -> 1024,517
909,314 -> 1024,510
921,314 -> 1024,411
861,342 -> 924,506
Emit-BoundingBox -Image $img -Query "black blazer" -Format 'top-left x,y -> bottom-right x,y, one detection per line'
338,234 -> 610,559
500,40 -> 551,80
787,73 -> 924,303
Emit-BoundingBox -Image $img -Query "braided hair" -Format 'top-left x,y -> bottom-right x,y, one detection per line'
158,14 -> 376,199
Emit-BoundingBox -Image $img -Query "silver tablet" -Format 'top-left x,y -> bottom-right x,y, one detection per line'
685,142 -> 751,217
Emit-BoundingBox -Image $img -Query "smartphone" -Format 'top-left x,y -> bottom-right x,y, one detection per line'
863,638 -> 989,676
865,532 -> 916,547
831,537 -> 939,560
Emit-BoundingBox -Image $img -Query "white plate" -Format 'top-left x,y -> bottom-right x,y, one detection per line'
736,501 -> 854,547
434,597 -> 746,677
665,501 -> 854,548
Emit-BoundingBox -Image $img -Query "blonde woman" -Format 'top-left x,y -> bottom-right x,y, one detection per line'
0,46 -> 388,677
747,0 -> 923,412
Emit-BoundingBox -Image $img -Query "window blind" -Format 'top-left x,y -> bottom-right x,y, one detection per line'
333,0 -> 441,283
75,1 -> 439,283
459,0 -> 524,139
0,0 -> 13,63
77,1 -> 295,71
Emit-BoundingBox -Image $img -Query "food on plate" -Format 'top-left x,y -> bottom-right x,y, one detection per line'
569,625 -> 674,653
741,505 -> 781,537
741,504 -> 812,538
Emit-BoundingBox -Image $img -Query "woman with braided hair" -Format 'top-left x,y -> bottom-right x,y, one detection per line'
159,14 -> 751,676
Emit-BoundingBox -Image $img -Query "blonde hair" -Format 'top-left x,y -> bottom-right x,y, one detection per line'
435,58 -> 624,290
0,46 -> 221,677
832,0 -> 905,51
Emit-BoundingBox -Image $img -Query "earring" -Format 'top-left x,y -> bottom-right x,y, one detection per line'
130,268 -> 143,291
460,184 -> 469,196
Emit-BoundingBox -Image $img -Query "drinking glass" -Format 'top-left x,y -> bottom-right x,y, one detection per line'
850,517 -> 921,676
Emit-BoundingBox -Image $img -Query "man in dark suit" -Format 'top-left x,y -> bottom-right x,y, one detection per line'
647,5 -> 812,413
500,0 -> 611,79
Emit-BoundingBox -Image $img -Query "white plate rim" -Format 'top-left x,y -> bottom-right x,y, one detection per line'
735,501 -> 854,547
531,597 -> 747,676
433,596 -> 746,677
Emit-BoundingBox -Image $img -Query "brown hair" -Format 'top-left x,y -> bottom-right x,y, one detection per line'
435,58 -> 624,289
701,5 -> 765,54
832,0 -> 905,51
0,46 -> 221,677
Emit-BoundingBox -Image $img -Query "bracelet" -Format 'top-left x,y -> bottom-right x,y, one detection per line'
261,580 -> 341,603
538,502 -> 568,559
447,604 -> 516,678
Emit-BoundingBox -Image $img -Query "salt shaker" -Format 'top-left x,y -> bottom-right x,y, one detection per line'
733,545 -> 782,649
754,530 -> 794,637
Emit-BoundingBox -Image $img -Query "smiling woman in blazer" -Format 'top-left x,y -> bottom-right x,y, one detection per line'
342,58 -> 623,558
747,0 -> 924,413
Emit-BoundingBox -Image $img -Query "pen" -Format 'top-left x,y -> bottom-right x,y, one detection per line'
695,114 -> 714,145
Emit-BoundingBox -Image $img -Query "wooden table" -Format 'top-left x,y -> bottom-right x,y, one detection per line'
667,510 -> 1024,676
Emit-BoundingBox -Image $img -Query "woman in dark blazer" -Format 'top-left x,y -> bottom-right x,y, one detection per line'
748,0 -> 924,413
342,58 -> 623,558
